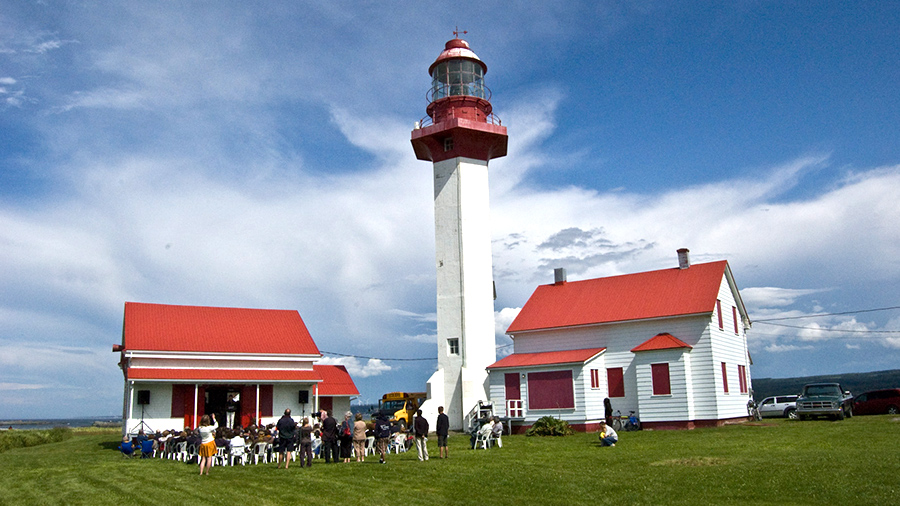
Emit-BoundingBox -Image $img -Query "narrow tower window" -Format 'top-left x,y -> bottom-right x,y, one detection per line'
443,137 -> 454,152
447,338 -> 459,355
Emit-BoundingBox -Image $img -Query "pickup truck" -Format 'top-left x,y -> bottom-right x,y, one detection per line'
796,383 -> 854,420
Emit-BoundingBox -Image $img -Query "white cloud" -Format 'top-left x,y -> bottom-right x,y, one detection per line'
0,383 -> 48,391
317,356 -> 392,379
495,307 -> 521,337
764,344 -> 814,352
741,287 -> 828,310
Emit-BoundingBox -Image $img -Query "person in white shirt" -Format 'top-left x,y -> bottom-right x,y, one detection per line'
598,420 -> 618,447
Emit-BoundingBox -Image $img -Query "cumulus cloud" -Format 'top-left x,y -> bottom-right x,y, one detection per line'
741,287 -> 829,310
317,356 -> 392,379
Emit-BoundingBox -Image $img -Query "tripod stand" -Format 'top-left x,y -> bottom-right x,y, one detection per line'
129,404 -> 154,435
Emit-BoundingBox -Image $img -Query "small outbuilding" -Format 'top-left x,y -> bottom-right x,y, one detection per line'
115,302 -> 358,434
488,250 -> 752,431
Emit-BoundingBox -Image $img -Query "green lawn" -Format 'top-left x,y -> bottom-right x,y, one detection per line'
1,416 -> 898,505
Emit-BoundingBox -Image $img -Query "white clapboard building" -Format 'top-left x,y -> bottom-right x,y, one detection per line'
488,249 -> 752,431
115,302 -> 358,435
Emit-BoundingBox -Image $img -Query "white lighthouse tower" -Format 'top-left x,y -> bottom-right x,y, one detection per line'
411,36 -> 508,430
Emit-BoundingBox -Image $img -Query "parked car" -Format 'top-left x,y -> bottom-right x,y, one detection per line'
852,389 -> 900,415
796,383 -> 853,420
758,395 -> 799,419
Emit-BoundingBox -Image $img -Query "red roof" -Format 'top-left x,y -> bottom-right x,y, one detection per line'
631,333 -> 692,352
314,365 -> 360,396
127,368 -> 320,382
123,302 -> 321,356
486,348 -> 606,370
507,261 -> 728,333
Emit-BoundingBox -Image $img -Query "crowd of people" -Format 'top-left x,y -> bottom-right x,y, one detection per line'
120,407 -> 449,473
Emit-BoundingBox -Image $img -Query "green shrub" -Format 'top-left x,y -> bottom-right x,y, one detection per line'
525,416 -> 574,436
0,427 -> 72,454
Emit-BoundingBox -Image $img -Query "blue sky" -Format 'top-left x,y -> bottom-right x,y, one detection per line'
2,1 -> 899,418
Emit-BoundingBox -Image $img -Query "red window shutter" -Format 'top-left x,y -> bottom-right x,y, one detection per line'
527,370 -> 574,409
651,363 -> 671,395
171,384 -> 189,418
607,367 -> 625,397
733,306 -> 739,334
319,396 -> 333,414
504,373 -> 521,400
738,365 -> 748,394
259,385 -> 273,417
722,362 -> 729,393
717,300 -> 723,330
240,386 -> 257,427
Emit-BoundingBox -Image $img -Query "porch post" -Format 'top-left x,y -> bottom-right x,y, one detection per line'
193,384 -> 198,429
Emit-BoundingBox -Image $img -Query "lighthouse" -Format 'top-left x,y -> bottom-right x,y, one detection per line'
411,36 -> 508,430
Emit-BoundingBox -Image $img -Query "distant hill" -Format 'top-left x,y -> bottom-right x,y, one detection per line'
752,369 -> 900,400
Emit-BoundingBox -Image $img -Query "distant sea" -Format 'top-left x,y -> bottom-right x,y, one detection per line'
0,417 -> 121,431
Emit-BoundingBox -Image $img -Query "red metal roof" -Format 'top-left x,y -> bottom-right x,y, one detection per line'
507,261 -> 728,333
631,333 -> 692,352
126,368 -> 320,382
486,348 -> 606,370
123,302 -> 321,355
314,365 -> 360,396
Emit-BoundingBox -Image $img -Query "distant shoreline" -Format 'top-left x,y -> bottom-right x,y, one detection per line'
0,418 -> 121,430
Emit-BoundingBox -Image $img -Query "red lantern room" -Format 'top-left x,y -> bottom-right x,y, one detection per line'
411,36 -> 508,163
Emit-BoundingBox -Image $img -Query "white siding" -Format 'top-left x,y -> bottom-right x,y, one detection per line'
501,272 -> 753,426
633,349 -> 692,422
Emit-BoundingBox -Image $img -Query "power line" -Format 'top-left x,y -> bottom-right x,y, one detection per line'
321,351 -> 435,362
322,341 -> 515,362
754,305 -> 900,322
754,321 -> 900,333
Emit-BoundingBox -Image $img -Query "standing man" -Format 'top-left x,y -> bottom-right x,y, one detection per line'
436,406 -> 449,459
374,411 -> 391,464
275,409 -> 297,469
226,392 -> 239,429
413,409 -> 429,461
320,410 -> 339,463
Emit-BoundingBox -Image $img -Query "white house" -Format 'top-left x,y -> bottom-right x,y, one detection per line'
115,302 -> 358,435
488,250 -> 752,431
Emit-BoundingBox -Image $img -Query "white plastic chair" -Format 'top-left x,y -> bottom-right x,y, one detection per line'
253,442 -> 269,464
230,443 -> 248,466
171,441 -> 187,461
211,446 -> 227,467
365,436 -> 376,456
390,433 -> 408,454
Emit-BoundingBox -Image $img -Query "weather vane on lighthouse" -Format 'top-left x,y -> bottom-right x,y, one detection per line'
410,35 -> 508,430
453,27 -> 467,38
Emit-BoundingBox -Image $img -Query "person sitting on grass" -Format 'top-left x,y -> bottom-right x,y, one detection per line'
598,420 -> 618,447
118,435 -> 134,457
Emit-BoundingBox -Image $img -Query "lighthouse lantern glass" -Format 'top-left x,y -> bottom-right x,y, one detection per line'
431,59 -> 486,100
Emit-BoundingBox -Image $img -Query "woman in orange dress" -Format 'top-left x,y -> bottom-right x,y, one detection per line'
198,413 -> 218,475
